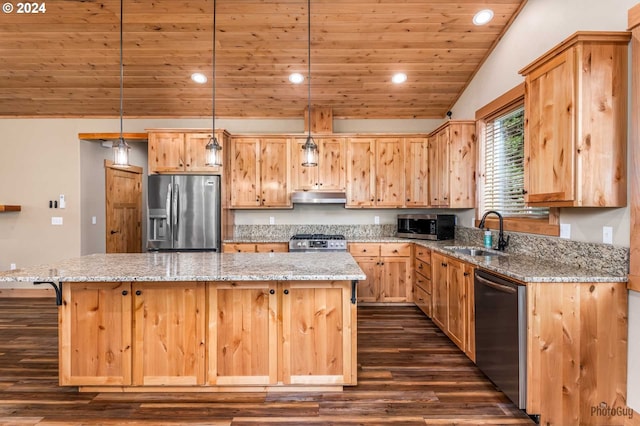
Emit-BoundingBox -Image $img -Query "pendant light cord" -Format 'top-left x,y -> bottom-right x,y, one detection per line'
307,0 -> 311,139
212,0 -> 216,133
119,0 -> 124,139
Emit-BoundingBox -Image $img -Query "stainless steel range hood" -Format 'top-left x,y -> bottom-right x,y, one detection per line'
291,191 -> 347,204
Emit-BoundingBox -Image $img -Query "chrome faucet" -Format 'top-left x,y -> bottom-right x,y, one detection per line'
478,210 -> 510,251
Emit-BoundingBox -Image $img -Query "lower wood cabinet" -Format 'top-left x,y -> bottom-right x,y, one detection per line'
349,242 -> 412,303
431,252 -> 474,358
413,245 -> 432,317
60,280 -> 355,389
222,242 -> 289,253
59,281 -> 205,387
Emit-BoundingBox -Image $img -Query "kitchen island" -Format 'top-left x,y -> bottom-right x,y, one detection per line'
0,252 -> 365,392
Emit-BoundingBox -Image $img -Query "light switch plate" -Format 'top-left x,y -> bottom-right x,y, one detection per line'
603,226 -> 613,244
51,217 -> 63,225
560,223 -> 571,239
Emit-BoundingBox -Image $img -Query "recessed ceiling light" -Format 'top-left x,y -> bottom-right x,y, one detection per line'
392,73 -> 407,84
191,72 -> 207,84
473,9 -> 494,25
289,73 -> 305,84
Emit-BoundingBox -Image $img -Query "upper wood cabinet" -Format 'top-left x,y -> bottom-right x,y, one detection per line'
346,137 -> 404,207
291,137 -> 346,191
519,32 -> 630,207
428,121 -> 476,208
230,137 -> 291,208
148,130 -> 229,174
405,138 -> 430,207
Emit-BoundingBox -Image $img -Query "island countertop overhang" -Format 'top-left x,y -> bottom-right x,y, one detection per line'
0,252 -> 367,283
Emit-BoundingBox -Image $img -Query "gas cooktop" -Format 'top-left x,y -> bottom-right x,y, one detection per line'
289,234 -> 347,252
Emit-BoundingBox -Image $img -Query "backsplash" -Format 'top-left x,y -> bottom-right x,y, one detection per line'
455,226 -> 629,276
233,224 -> 396,240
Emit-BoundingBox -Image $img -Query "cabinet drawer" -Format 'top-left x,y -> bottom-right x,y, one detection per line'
255,243 -> 288,253
414,271 -> 432,294
380,243 -> 411,257
414,284 -> 432,317
348,243 -> 380,256
222,243 -> 256,253
415,260 -> 431,281
414,246 -> 431,264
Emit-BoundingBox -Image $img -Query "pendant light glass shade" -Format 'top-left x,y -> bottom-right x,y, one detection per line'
302,0 -> 318,167
205,135 -> 222,167
205,0 -> 222,167
112,0 -> 129,166
113,137 -> 130,166
301,136 -> 318,167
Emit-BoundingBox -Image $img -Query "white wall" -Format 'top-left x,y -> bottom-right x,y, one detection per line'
449,0 -> 639,411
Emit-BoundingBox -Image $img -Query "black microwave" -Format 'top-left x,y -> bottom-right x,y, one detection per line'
396,214 -> 455,240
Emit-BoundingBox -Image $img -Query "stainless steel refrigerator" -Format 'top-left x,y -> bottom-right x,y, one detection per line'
147,175 -> 221,251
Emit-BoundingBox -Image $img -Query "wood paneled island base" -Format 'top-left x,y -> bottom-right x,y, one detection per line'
0,252 -> 365,393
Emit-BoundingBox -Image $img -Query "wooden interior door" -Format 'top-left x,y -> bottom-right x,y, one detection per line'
105,160 -> 142,253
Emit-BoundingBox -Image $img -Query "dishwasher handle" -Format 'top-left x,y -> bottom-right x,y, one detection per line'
475,274 -> 517,294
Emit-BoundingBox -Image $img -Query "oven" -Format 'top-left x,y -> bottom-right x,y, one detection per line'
289,234 -> 347,252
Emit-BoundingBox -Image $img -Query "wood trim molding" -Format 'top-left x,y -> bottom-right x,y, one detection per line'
629,4 -> 640,292
78,133 -> 148,141
474,217 -> 560,237
104,160 -> 143,174
475,83 -> 525,120
0,288 -> 54,297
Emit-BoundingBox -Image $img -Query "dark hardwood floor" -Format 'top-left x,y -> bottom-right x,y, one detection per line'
0,298 -> 534,425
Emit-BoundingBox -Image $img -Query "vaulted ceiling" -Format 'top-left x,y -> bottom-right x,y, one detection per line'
0,0 -> 526,119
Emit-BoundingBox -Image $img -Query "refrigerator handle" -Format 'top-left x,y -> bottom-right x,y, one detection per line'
173,183 -> 179,241
165,183 -> 172,223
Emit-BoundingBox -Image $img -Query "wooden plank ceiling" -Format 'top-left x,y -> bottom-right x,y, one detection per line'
0,0 -> 526,119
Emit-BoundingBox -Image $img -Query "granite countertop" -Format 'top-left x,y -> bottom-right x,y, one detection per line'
224,236 -> 626,283
0,252 -> 366,283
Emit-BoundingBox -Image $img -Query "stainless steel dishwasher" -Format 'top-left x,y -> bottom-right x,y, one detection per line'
474,269 -> 527,409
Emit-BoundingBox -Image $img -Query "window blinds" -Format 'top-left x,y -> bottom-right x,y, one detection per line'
483,106 -> 548,218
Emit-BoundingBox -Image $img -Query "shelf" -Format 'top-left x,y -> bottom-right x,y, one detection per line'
0,205 -> 21,212
78,132 -> 148,142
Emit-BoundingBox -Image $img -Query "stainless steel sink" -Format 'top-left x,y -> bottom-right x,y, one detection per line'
445,247 -> 504,257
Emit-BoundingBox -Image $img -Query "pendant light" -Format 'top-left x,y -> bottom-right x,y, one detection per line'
301,0 -> 318,167
205,0 -> 223,167
113,0 -> 130,166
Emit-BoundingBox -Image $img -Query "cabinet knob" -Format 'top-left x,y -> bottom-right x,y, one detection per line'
110,230 -> 119,235
418,264 -> 423,269
464,272 -> 470,277
407,198 -> 410,202
283,289 -> 289,295
393,249 -> 398,253
122,290 -> 128,296
442,262 -> 447,267
370,198 -> 374,202
135,290 -> 142,296
269,289 -> 275,295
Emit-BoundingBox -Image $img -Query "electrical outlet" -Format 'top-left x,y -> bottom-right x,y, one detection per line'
269,216 -> 275,225
10,263 -> 16,270
92,216 -> 97,225
51,217 -> 63,225
374,216 -> 380,225
603,226 -> 613,244
560,223 -> 571,239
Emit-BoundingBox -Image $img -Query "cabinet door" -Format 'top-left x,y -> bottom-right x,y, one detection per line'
446,258 -> 466,351
261,138 -> 291,207
346,138 -> 376,207
230,138 -> 261,207
431,252 -> 448,330
524,48 -> 576,204
318,137 -> 346,190
281,281 -> 354,385
291,137 -> 319,190
208,282 -> 278,385
351,256 -> 379,302
427,135 -> 441,206
148,132 -> 185,173
376,138 -> 405,207
405,137 -> 429,207
448,124 -> 476,208
414,274 -> 432,317
432,129 -> 451,206
184,132 -> 223,173
59,282 -> 132,386
132,282 -> 205,386
380,255 -> 412,302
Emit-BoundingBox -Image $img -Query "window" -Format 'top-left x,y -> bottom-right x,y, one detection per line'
476,84 -> 558,236
483,106 -> 547,218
